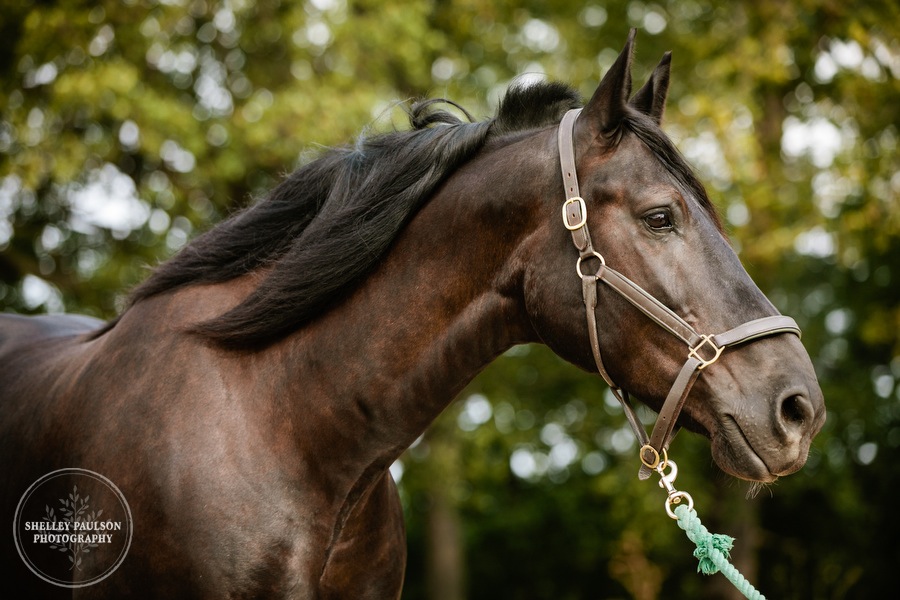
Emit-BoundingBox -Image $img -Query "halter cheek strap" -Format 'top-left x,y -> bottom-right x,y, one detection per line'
557,108 -> 801,480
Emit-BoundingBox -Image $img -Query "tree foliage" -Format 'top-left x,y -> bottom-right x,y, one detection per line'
2,0 -> 898,597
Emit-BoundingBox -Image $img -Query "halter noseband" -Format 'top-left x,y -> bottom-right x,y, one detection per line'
557,108 -> 801,480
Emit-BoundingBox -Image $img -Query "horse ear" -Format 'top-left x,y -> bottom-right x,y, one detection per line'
581,28 -> 636,134
630,51 -> 672,124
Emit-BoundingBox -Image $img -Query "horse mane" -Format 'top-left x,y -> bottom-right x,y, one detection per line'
120,81 -> 581,348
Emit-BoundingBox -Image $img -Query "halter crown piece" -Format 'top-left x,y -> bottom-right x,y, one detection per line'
557,108 -> 801,480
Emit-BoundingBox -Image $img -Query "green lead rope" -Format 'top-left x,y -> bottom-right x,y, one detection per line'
672,504 -> 766,600
648,458 -> 768,599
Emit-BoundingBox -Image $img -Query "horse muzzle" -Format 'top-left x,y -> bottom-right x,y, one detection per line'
711,368 -> 826,482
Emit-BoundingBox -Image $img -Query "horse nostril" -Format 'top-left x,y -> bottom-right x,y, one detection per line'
780,394 -> 811,430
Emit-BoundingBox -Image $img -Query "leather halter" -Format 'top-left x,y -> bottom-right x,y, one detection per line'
557,108 -> 801,479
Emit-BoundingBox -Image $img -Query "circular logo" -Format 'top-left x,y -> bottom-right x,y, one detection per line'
12,468 -> 133,588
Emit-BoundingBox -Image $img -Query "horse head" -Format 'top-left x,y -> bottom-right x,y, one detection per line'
524,31 -> 825,482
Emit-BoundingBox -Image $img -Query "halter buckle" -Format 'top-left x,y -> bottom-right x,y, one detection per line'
562,197 -> 587,231
639,444 -> 667,470
688,335 -> 723,370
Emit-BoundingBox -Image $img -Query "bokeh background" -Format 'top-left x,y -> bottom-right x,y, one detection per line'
1,1 -> 898,598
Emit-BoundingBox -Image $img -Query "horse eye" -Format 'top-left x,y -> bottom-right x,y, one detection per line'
644,211 -> 673,231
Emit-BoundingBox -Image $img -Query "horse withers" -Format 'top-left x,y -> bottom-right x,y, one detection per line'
0,32 -> 824,598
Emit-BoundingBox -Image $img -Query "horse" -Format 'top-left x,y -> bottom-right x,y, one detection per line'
0,31 -> 824,598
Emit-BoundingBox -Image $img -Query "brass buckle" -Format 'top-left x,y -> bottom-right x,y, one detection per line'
688,335 -> 723,370
562,197 -> 587,230
639,444 -> 667,470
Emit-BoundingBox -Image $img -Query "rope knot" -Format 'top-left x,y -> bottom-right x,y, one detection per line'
692,532 -> 735,575
673,504 -> 735,574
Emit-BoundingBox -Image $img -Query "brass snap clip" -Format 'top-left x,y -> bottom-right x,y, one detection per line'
656,459 -> 695,520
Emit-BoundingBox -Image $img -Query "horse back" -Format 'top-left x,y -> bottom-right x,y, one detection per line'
0,312 -> 104,350
0,312 -> 104,393
0,313 -> 105,456
0,311 -> 104,457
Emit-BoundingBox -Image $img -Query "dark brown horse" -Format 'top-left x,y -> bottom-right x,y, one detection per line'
1,33 -> 824,598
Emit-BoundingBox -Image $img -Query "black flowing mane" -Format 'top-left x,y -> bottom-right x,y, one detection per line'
123,82 -> 580,347
119,80 -> 714,348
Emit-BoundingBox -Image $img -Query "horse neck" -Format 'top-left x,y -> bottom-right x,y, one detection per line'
263,132 -> 554,479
